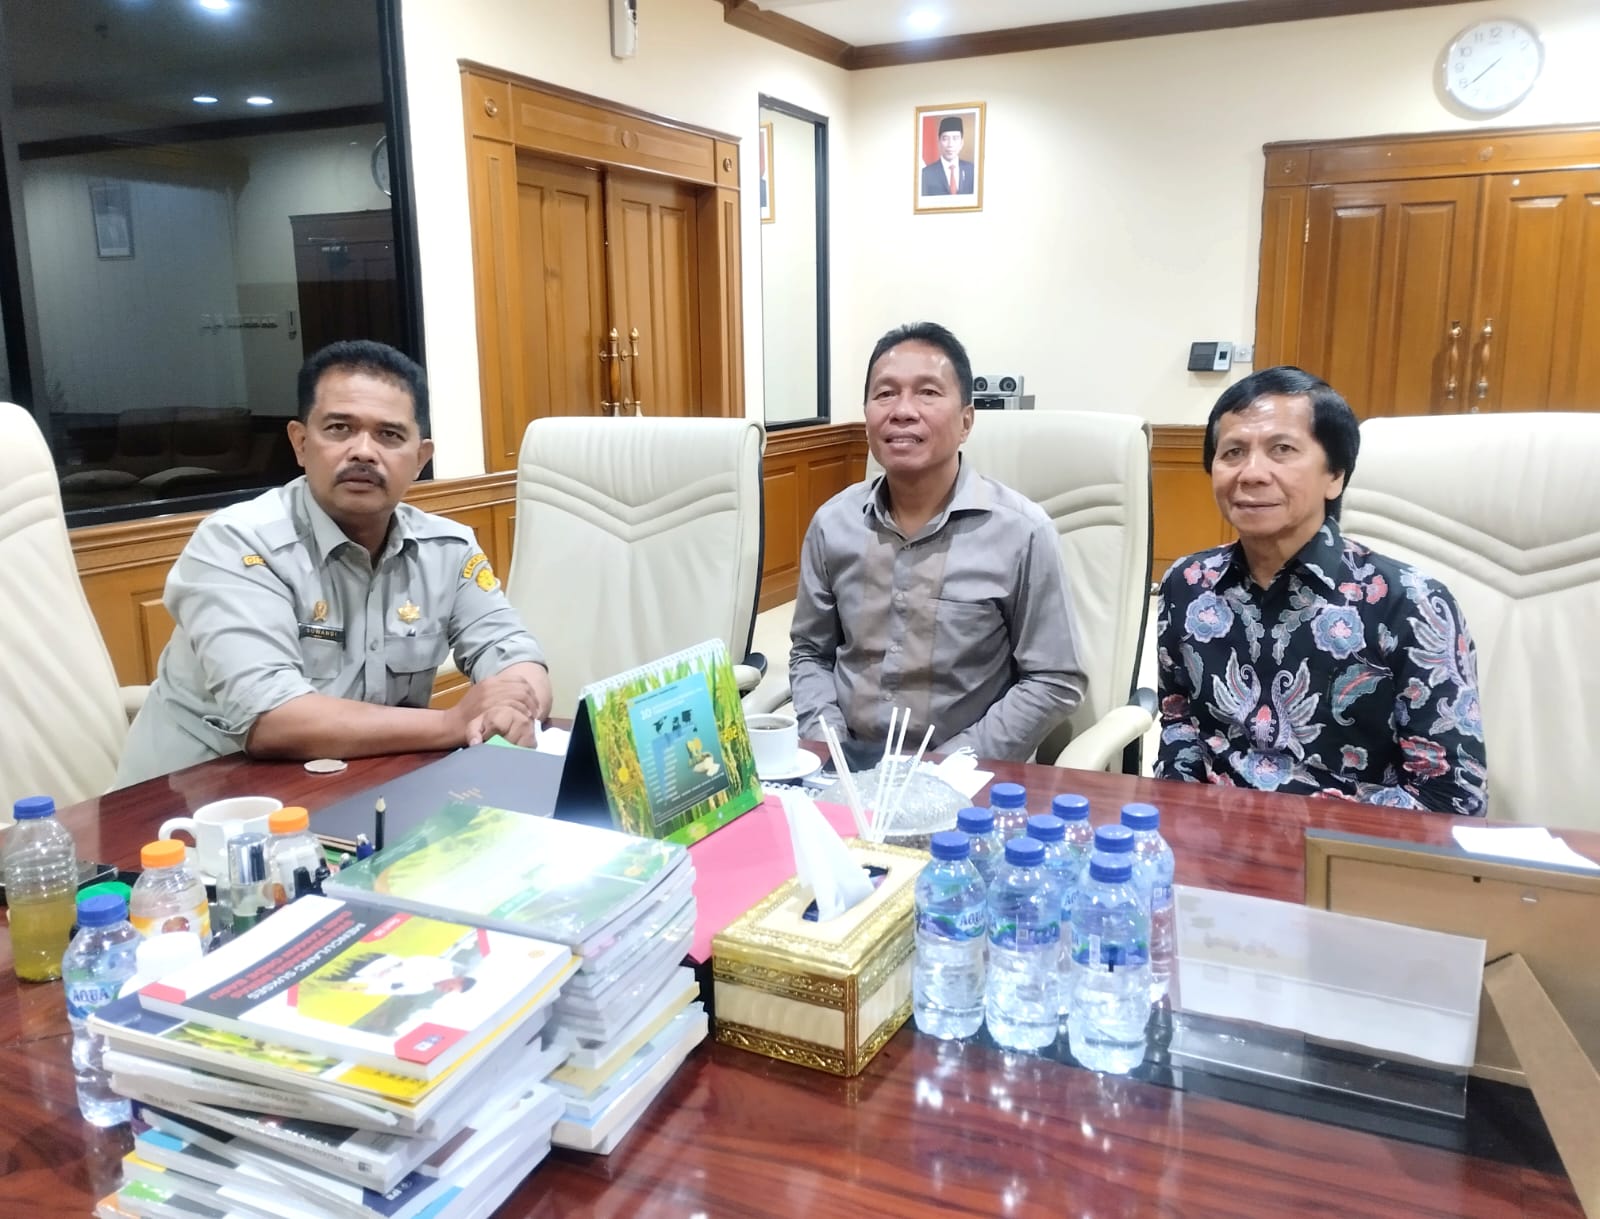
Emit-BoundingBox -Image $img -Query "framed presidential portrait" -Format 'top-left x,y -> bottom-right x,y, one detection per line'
759,120 -> 775,224
913,102 -> 985,215
90,181 -> 135,258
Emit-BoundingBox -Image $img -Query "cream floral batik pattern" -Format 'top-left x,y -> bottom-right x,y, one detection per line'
1154,519 -> 1487,815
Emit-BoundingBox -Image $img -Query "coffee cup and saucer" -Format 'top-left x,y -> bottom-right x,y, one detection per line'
158,795 -> 281,884
748,712 -> 823,782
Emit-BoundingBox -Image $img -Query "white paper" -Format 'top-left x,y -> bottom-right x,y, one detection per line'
919,755 -> 994,801
1452,825 -> 1599,871
535,726 -> 572,757
1173,885 -> 1486,1068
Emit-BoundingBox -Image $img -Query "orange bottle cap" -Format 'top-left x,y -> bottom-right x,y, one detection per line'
140,839 -> 186,869
268,806 -> 310,834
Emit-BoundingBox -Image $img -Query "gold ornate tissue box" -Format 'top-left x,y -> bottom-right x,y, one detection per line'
712,839 -> 926,1077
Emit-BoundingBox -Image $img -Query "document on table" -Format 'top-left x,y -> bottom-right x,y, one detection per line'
1173,886 -> 1486,1068
1451,825 -> 1599,871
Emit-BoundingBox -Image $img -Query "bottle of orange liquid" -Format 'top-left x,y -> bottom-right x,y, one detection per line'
130,840 -> 212,943
5,796 -> 81,981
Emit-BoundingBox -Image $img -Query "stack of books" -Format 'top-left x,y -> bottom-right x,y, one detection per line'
328,804 -> 709,1155
90,894 -> 575,1219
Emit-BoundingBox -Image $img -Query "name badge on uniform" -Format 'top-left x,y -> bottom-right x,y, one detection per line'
299,623 -> 346,644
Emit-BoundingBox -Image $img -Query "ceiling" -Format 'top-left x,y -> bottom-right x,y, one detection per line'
0,0 -> 382,145
759,0 -> 1231,46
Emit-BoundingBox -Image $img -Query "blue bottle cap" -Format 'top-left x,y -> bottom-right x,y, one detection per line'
13,795 -> 56,820
1089,856 -> 1134,884
929,830 -> 971,861
956,806 -> 994,835
1094,823 -> 1135,854
1025,813 -> 1065,843
1051,793 -> 1090,821
1004,836 -> 1045,867
76,892 -> 128,926
989,782 -> 1027,810
1121,803 -> 1161,831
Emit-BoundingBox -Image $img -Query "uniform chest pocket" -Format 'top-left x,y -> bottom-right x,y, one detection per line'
298,637 -> 345,682
386,631 -> 449,675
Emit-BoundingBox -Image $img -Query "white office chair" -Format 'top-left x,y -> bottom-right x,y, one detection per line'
958,412 -> 1154,771
0,402 -> 146,814
1342,412 -> 1600,827
505,416 -> 767,717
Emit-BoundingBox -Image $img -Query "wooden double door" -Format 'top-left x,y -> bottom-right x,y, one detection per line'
519,156 -> 702,421
1258,128 -> 1600,418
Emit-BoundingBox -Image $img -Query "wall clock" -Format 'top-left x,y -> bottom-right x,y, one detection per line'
371,135 -> 391,197
1442,19 -> 1542,115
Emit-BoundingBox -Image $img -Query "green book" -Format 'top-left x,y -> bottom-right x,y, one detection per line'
326,803 -> 689,955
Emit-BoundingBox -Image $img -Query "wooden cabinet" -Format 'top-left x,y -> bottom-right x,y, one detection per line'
1257,126 -> 1600,418
462,67 -> 744,471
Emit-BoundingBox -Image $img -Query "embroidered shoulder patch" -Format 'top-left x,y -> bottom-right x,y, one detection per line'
461,551 -> 488,580
475,565 -> 499,592
242,554 -> 265,567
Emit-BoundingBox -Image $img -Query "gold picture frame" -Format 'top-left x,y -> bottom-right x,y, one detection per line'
759,120 -> 775,224
913,101 -> 985,215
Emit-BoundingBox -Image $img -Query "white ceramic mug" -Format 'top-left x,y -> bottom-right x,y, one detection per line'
159,795 -> 281,880
747,712 -> 801,778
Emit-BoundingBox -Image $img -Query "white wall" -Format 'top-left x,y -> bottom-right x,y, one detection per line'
841,0 -> 1600,425
760,107 -> 823,424
400,0 -> 853,476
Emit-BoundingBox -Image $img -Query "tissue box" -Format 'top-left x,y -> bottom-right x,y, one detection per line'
711,839 -> 925,1077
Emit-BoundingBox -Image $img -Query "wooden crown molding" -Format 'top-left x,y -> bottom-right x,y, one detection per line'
719,0 -> 1466,71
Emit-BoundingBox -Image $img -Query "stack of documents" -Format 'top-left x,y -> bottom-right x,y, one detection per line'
91,894 -> 575,1219
326,803 -> 708,1155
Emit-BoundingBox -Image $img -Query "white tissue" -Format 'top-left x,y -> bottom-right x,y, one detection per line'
780,790 -> 875,921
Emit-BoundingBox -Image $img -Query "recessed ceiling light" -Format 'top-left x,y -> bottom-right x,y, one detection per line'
197,0 -> 231,12
906,7 -> 943,34
245,96 -> 274,106
192,95 -> 219,105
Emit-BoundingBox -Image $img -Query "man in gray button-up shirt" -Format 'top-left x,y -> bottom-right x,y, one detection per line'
790,323 -> 1086,762
115,341 -> 550,787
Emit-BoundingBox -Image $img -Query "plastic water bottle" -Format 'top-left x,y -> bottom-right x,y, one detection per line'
130,840 -> 212,942
913,830 -> 987,1040
4,795 -> 80,982
1026,813 -> 1074,1015
1067,846 -> 1151,1075
1051,793 -> 1095,878
955,806 -> 1003,887
267,807 -> 329,905
63,893 -> 140,1126
984,836 -> 1059,1052
988,782 -> 1028,838
1122,803 -> 1176,1002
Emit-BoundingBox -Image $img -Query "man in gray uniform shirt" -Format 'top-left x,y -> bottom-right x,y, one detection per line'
789,322 -> 1085,762
115,341 -> 552,787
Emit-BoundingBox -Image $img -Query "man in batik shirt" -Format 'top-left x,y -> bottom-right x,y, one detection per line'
1155,366 -> 1486,814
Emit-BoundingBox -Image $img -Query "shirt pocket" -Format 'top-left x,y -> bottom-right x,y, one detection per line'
386,631 -> 449,707
298,638 -> 346,683
933,597 -> 1004,653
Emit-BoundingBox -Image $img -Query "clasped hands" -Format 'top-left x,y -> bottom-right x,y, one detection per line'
451,662 -> 553,748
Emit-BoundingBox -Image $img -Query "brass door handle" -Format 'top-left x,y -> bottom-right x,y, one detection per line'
599,327 -> 622,415
1475,319 -> 1493,404
624,327 -> 643,416
1444,320 -> 1461,401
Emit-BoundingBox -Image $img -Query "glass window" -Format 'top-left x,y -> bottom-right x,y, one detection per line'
0,0 -> 419,524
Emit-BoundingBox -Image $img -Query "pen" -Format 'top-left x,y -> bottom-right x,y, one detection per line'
356,833 -> 373,860
373,796 -> 387,852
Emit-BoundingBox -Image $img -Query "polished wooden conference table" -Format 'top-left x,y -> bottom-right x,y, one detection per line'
1,748 -> 1587,1218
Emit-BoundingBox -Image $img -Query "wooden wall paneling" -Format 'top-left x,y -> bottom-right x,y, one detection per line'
517,157 -> 607,421
509,84 -> 718,185
466,132 -> 526,471
1473,169 -> 1600,412
696,186 -> 744,418
759,424 -> 865,610
1273,125 -> 1600,187
1254,185 -> 1307,367
1150,425 -> 1226,582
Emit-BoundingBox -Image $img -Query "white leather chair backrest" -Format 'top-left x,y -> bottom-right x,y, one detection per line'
0,402 -> 128,814
956,412 -> 1153,745
505,416 -> 765,718
1342,413 -> 1600,827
